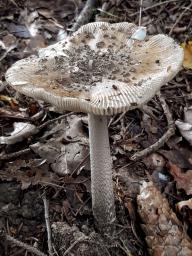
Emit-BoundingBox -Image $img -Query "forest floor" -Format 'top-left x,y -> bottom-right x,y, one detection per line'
0,0 -> 192,255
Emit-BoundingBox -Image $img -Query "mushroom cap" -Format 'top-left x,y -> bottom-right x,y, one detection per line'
6,22 -> 183,115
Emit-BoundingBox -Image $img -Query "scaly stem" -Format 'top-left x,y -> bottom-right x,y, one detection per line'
88,113 -> 116,231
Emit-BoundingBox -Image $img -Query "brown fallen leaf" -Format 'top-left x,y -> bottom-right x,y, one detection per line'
0,108 -> 27,119
0,122 -> 38,145
176,120 -> 192,146
0,95 -> 18,110
167,162 -> 192,195
184,106 -> 192,124
160,149 -> 192,169
143,153 -> 166,170
137,181 -> 192,256
176,106 -> 192,146
0,160 -> 58,190
31,115 -> 90,176
181,40 -> 192,69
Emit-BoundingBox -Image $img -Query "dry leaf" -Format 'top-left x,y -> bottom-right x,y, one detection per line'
184,106 -> 192,124
176,106 -> 192,146
160,149 -> 192,169
181,40 -> 192,69
0,108 -> 27,119
7,23 -> 31,38
175,120 -> 192,145
0,122 -> 38,145
0,95 -> 18,110
0,160 -> 57,190
167,162 -> 192,195
30,115 -> 90,175
143,153 -> 166,170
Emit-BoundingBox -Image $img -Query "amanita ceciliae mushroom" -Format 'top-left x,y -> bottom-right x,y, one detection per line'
5,22 -> 183,231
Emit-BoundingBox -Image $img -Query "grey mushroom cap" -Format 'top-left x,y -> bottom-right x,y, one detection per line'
6,22 -> 184,115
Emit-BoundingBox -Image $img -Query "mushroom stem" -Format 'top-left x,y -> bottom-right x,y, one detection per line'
88,113 -> 116,230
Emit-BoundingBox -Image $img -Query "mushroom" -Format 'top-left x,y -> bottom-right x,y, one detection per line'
5,22 -> 183,231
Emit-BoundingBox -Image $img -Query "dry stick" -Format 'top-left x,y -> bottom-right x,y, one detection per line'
138,0 -> 143,26
129,0 -> 181,17
169,2 -> 192,35
6,234 -> 47,256
109,111 -> 127,127
70,153 -> 90,177
42,195 -> 54,256
9,0 -> 19,7
62,236 -> 87,256
38,112 -> 73,130
131,92 -> 175,161
74,196 -> 91,216
71,0 -> 97,32
0,148 -> 31,160
97,8 -> 119,18
141,105 -> 159,121
109,105 -> 158,127
0,45 -> 16,62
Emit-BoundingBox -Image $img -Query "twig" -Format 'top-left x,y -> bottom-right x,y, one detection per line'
70,153 -> 90,177
118,239 -> 132,256
62,236 -> 88,255
74,196 -> 91,216
164,26 -> 187,33
30,110 -> 45,122
38,113 -> 73,130
71,0 -> 97,32
52,244 -> 59,256
138,0 -> 143,26
42,195 -> 54,256
0,45 -> 16,62
97,8 -> 119,18
169,2 -> 192,35
109,111 -> 127,127
131,93 -> 175,160
130,0 -> 181,17
141,105 -> 159,121
5,234 -> 47,256
9,0 -> 19,7
0,148 -> 31,160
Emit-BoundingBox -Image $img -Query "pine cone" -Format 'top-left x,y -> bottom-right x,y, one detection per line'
137,181 -> 192,256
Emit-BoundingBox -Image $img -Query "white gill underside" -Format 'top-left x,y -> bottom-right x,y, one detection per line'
5,22 -> 184,115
